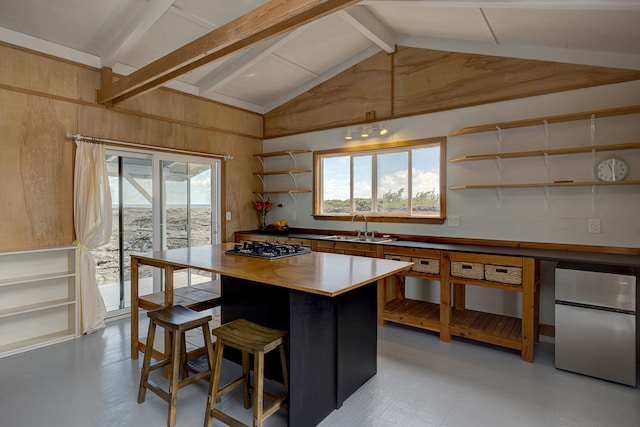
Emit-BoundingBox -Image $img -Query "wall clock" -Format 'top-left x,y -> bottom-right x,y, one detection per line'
594,157 -> 629,182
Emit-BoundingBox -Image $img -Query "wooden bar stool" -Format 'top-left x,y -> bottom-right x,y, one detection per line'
138,305 -> 215,427
204,318 -> 288,427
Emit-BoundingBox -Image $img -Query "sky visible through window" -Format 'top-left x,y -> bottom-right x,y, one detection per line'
323,146 -> 440,201
109,167 -> 212,207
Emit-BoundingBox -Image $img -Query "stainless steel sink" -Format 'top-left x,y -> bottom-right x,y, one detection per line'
323,235 -> 393,244
355,237 -> 393,243
322,235 -> 359,241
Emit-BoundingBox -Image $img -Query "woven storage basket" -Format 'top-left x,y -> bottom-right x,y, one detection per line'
484,264 -> 522,285
411,257 -> 440,275
385,254 -> 411,262
451,261 -> 484,280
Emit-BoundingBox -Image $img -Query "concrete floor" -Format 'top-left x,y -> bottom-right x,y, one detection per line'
0,318 -> 638,427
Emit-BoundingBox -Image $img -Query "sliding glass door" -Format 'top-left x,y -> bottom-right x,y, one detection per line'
95,150 -> 221,317
161,160 -> 217,288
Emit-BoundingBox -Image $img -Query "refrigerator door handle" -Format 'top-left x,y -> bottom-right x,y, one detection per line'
555,299 -> 636,315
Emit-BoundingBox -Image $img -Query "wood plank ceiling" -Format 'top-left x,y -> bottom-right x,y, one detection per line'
0,0 -> 639,114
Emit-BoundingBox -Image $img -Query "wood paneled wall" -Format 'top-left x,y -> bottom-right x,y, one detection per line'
0,42 -> 263,251
264,47 -> 640,138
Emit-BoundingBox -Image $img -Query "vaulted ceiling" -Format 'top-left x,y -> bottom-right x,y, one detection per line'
1,0 -> 639,114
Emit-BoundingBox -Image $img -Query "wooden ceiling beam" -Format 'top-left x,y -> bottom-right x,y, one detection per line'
97,0 -> 360,105
338,6 -> 396,53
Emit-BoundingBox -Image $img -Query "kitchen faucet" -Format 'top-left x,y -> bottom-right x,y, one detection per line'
351,213 -> 368,238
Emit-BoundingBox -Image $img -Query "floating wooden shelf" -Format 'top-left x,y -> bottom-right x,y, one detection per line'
254,150 -> 311,159
450,179 -> 640,190
253,169 -> 311,176
450,141 -> 640,163
448,105 -> 640,136
254,190 -> 311,195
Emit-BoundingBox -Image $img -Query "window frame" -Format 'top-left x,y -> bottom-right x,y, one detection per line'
313,137 -> 447,224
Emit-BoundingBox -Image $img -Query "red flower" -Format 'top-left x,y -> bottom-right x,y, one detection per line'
253,198 -> 273,213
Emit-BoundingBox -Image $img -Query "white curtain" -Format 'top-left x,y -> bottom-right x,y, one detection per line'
74,141 -> 112,334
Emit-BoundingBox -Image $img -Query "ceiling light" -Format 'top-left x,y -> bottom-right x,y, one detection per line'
345,128 -> 353,140
379,123 -> 388,135
361,126 -> 369,138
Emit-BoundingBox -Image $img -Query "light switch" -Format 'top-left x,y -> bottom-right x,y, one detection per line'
225,211 -> 231,221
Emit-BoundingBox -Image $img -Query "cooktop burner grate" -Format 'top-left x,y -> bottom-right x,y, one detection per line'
226,241 -> 311,259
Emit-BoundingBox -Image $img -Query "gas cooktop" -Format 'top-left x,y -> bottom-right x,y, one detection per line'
226,241 -> 311,260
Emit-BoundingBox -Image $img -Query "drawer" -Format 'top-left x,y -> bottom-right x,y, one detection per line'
411,257 -> 440,275
451,261 -> 484,280
485,264 -> 522,285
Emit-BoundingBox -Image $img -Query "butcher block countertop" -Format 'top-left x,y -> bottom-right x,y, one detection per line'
132,243 -> 413,297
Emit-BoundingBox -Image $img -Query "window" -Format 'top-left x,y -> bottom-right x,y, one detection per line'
314,137 -> 446,223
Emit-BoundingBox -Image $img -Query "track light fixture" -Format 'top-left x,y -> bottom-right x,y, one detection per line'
344,122 -> 390,140
345,128 -> 353,140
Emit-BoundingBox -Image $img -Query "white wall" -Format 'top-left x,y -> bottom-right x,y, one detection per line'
263,80 -> 640,249
262,80 -> 640,327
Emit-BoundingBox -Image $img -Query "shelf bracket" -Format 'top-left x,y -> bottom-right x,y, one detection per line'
543,119 -> 550,149
591,184 -> 597,212
287,191 -> 298,208
287,152 -> 298,168
256,156 -> 265,169
496,126 -> 503,152
544,186 -> 550,210
543,153 -> 550,179
495,156 -> 503,179
495,187 -> 503,208
255,174 -> 265,186
590,113 -> 596,146
287,171 -> 298,188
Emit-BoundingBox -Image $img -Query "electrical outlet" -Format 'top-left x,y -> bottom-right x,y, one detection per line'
588,218 -> 600,234
225,211 -> 231,221
447,215 -> 460,227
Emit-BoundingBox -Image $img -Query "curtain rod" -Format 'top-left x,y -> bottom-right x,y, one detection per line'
65,133 -> 233,160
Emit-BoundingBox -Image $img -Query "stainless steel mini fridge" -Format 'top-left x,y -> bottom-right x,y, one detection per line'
555,263 -> 637,386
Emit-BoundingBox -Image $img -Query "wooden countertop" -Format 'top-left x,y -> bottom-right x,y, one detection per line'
240,230 -> 640,268
132,243 -> 412,297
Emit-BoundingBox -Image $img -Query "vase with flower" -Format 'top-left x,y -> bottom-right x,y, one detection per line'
253,198 -> 273,231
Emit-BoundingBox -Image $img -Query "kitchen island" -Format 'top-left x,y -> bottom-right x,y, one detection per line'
130,243 -> 412,426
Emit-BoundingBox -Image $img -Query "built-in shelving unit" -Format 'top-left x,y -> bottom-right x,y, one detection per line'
253,150 -> 312,204
0,246 -> 78,358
